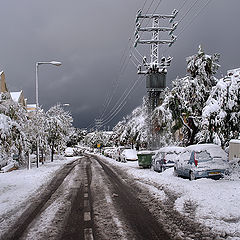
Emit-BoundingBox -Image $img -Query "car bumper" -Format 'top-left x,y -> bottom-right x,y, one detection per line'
194,169 -> 226,179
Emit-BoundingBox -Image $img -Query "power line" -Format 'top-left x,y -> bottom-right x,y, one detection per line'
98,1 -> 154,121
162,0 -> 213,57
99,0 -> 159,122
178,0 -> 200,25
101,75 -> 145,126
178,0 -> 213,38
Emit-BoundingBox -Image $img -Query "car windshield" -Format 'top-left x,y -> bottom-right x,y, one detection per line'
196,151 -> 212,162
165,152 -> 178,162
180,151 -> 191,161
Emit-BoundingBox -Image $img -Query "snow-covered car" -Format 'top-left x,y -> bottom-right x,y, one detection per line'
152,146 -> 185,172
103,147 -> 115,157
174,144 -> 229,180
112,146 -> 130,161
64,147 -> 74,157
0,158 -> 8,170
120,149 -> 138,162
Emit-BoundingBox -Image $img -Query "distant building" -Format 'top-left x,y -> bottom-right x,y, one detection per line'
27,104 -> 37,116
0,71 -> 8,93
227,68 -> 240,77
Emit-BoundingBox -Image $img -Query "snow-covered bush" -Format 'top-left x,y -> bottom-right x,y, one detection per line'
224,158 -> 240,180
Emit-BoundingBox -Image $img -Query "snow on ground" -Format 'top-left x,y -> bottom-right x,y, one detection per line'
1,153 -> 239,239
0,157 -> 79,216
98,154 -> 240,239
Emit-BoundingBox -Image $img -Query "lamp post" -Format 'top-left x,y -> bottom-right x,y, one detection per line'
35,61 -> 61,168
35,61 -> 62,108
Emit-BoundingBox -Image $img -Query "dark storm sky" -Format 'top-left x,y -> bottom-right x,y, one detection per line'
0,0 -> 239,129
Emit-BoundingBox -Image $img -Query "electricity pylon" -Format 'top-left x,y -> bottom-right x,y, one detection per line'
134,9 -> 178,149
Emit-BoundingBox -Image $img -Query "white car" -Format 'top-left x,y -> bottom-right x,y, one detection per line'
174,144 -> 229,180
112,146 -> 130,161
64,147 -> 74,157
152,146 -> 185,172
120,149 -> 138,162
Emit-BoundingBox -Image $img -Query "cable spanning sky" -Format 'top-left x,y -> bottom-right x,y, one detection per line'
0,0 -> 239,129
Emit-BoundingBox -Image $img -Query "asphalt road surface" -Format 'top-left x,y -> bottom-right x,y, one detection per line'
1,155 -> 219,240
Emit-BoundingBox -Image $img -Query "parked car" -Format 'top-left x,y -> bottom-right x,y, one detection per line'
174,144 -> 229,180
64,147 -> 74,157
112,146 -> 130,161
103,147 -> 115,158
152,146 -> 185,172
120,149 -> 138,162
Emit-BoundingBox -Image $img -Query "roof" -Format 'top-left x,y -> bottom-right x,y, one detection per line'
156,146 -> 185,153
184,144 -> 227,160
229,139 -> 240,144
10,91 -> 22,103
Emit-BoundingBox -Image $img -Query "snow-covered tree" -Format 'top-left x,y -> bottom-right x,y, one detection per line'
151,88 -> 176,147
0,92 -> 29,163
168,46 -> 220,145
112,97 -> 148,148
196,70 -> 240,147
46,104 -> 73,161
67,128 -> 87,147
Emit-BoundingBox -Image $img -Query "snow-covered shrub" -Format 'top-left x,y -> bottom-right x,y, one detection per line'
224,158 -> 240,180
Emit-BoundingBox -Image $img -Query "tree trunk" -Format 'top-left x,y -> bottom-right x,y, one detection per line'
188,117 -> 198,146
51,143 -> 54,162
36,142 -> 39,168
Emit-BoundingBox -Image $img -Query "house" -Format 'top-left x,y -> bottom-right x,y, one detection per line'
0,71 -> 8,93
229,139 -> 240,161
10,90 -> 27,108
27,104 -> 37,116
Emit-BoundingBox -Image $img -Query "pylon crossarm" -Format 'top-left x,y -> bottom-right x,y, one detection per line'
138,39 -> 175,44
137,12 -> 177,20
137,26 -> 173,32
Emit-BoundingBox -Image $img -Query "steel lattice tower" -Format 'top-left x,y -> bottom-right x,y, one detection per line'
134,9 -> 178,149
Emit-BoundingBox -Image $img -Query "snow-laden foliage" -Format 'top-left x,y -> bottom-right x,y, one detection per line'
168,46 -> 220,145
196,71 -> 240,147
67,128 -> 87,147
0,93 -> 29,163
112,97 -> 148,148
112,46 -> 239,150
186,45 -> 220,84
151,88 -> 176,147
0,93 -> 75,166
84,131 -> 115,148
46,104 -> 73,161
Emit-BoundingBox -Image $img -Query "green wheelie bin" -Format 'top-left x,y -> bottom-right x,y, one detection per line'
137,151 -> 156,168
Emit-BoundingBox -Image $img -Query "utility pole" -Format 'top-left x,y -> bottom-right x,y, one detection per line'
134,9 -> 178,149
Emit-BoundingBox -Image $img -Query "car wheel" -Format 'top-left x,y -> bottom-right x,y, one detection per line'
189,171 -> 196,181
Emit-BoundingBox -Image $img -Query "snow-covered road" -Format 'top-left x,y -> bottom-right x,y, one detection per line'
0,154 -> 239,239
97,154 -> 240,240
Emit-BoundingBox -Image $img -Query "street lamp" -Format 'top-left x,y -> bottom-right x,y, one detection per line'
60,103 -> 70,107
35,61 -> 62,108
35,60 -> 61,168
